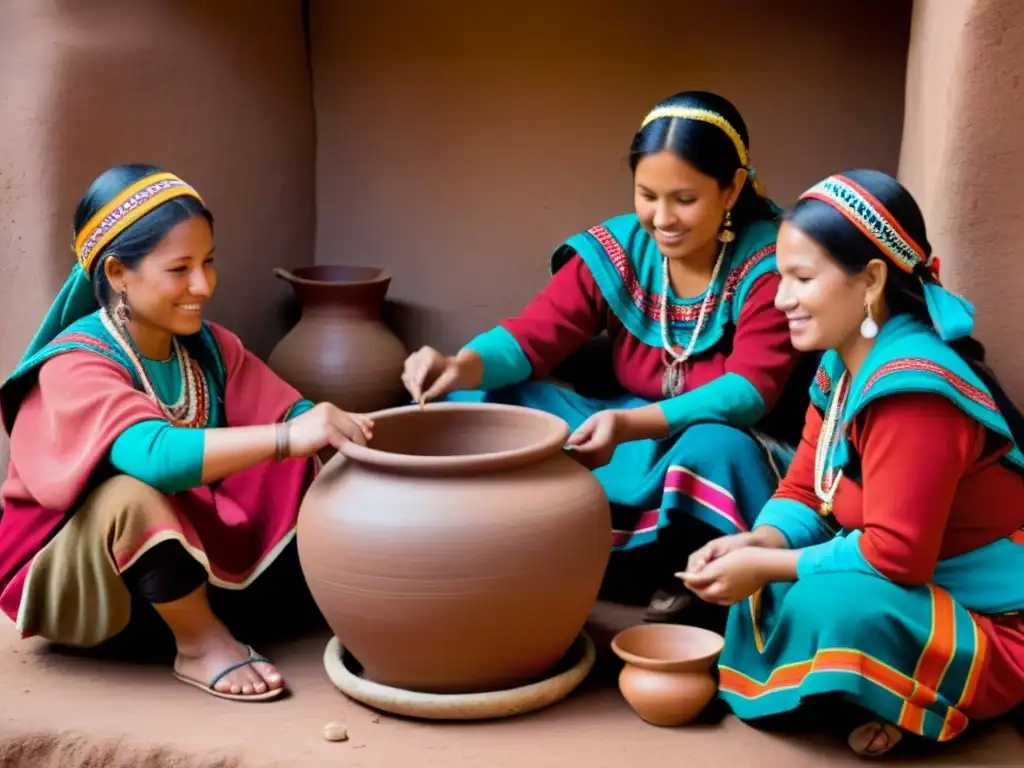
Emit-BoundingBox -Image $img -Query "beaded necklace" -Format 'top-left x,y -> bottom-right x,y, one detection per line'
100,309 -> 210,428
659,240 -> 727,397
813,371 -> 849,516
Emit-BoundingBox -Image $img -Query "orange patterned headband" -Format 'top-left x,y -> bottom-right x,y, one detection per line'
74,172 -> 204,274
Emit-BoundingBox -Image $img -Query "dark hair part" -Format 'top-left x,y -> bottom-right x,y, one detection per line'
628,91 -> 777,231
785,168 -> 1024,448
74,163 -> 214,307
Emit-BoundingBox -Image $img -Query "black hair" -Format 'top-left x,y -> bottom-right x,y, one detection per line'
628,91 -> 777,231
73,163 -> 214,307
785,168 -> 1024,448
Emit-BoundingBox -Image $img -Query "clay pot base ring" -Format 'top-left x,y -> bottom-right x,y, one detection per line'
323,631 -> 596,721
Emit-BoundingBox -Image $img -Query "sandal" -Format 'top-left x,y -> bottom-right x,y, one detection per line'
173,644 -> 285,702
847,721 -> 902,758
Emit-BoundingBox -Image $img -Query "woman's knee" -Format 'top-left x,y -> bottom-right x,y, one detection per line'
682,423 -> 762,462
79,475 -> 178,529
781,573 -> 894,640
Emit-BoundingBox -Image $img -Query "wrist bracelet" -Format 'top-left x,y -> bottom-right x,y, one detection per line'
274,422 -> 291,461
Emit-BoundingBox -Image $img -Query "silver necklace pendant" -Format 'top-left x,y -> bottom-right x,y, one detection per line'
662,362 -> 684,398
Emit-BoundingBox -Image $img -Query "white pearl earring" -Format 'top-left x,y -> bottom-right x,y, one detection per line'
860,304 -> 879,339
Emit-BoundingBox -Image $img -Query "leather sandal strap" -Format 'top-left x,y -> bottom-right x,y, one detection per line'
208,645 -> 271,689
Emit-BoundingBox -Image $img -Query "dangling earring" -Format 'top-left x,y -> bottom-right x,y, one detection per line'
115,289 -> 132,325
860,303 -> 879,339
717,210 -> 736,243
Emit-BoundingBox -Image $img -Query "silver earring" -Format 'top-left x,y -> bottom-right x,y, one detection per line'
860,304 -> 879,339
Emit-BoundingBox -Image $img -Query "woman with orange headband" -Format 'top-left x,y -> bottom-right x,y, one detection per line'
679,169 -> 1024,756
404,91 -> 807,622
0,164 -> 372,702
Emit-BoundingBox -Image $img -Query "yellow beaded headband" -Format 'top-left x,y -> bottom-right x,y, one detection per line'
639,106 -> 749,167
74,171 -> 204,274
639,105 -> 771,199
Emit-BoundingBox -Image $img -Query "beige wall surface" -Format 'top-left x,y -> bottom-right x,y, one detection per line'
900,0 -> 1024,403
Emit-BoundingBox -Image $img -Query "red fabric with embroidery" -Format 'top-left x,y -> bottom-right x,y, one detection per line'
774,395 -> 1024,718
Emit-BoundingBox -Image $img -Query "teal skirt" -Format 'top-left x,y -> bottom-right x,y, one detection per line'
717,571 -> 988,742
446,381 -> 784,554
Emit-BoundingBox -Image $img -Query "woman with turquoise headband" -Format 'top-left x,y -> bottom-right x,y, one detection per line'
679,169 -> 1024,756
403,91 -> 808,622
0,164 -> 374,702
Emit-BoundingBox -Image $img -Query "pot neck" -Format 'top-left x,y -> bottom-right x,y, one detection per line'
290,280 -> 389,318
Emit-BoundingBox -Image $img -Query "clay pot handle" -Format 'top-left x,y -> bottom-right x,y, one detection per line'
273,267 -> 298,283
273,267 -> 324,286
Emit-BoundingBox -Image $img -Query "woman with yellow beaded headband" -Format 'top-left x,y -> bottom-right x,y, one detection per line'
0,163 -> 374,702
403,91 -> 810,622
681,168 -> 1024,756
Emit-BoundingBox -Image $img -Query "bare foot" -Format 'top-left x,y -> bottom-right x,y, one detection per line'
848,721 -> 902,758
174,622 -> 284,697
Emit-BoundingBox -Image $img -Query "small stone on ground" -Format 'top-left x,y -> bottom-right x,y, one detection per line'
323,721 -> 348,742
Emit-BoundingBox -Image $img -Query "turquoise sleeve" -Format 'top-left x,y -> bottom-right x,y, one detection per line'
657,372 -> 765,436
284,399 -> 314,420
796,529 -> 883,579
462,326 -> 533,390
753,498 -> 835,549
108,419 -> 206,494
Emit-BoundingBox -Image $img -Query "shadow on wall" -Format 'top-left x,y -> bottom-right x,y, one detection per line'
309,0 -> 914,353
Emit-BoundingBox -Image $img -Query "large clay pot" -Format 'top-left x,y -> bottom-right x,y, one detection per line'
611,624 -> 724,726
267,265 -> 408,413
296,402 -> 612,695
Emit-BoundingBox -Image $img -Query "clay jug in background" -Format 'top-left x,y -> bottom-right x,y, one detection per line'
297,402 -> 613,695
267,265 -> 408,413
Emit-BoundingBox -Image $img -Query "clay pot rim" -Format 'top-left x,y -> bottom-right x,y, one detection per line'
340,402 -> 571,474
274,264 -> 393,287
610,624 -> 725,671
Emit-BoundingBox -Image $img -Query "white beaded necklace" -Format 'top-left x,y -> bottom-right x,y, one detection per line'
813,371 -> 849,516
659,240 -> 727,397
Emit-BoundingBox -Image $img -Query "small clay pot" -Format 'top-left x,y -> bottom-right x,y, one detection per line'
610,624 -> 724,726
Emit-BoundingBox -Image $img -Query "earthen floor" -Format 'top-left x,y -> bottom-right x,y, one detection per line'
0,602 -> 1019,767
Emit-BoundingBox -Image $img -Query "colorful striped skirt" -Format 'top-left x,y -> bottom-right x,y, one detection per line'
717,572 -> 988,742
445,381 -> 783,552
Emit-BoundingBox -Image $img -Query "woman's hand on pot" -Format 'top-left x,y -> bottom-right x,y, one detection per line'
402,346 -> 481,404
565,409 -> 628,470
285,402 -> 374,456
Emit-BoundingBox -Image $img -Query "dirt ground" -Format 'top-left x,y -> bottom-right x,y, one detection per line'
0,601 -> 1020,768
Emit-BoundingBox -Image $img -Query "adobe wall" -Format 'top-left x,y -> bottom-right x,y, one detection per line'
310,0 -> 913,353
899,0 -> 1024,403
0,0 -> 314,476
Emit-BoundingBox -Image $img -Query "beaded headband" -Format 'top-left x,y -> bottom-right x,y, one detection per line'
74,171 -> 204,274
640,106 -> 749,166
799,174 -> 940,279
639,104 -> 774,200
